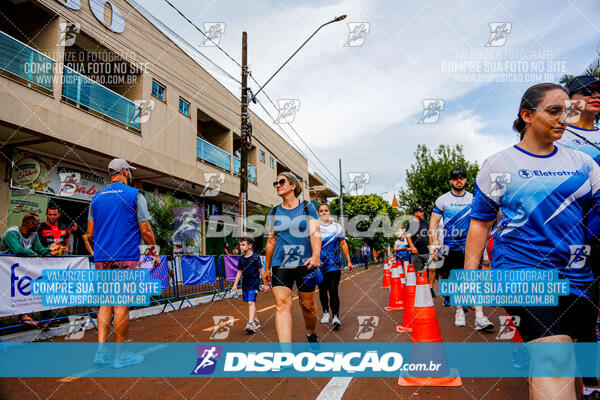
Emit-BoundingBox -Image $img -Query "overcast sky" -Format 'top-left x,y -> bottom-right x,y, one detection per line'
135,0 -> 600,202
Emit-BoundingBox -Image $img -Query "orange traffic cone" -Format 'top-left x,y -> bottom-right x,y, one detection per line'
396,264 -> 416,332
380,261 -> 392,289
398,270 -> 462,387
385,265 -> 404,310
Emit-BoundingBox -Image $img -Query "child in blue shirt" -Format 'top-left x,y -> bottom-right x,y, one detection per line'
231,237 -> 269,333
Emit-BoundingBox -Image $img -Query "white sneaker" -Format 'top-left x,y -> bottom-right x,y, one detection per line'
320,312 -> 330,324
253,318 -> 261,329
245,320 -> 257,333
331,315 -> 341,331
475,314 -> 494,331
455,311 -> 466,327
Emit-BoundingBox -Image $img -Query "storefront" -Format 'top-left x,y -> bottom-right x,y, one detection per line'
8,150 -> 110,254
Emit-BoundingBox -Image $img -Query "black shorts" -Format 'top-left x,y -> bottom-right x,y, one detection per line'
504,292 -> 598,342
271,266 -> 316,292
439,250 -> 465,279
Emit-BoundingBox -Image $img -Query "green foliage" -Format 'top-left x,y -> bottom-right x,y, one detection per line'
397,144 -> 479,216
329,194 -> 399,252
146,193 -> 190,255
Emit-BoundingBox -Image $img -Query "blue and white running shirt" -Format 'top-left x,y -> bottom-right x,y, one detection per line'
472,145 -> 600,297
320,221 -> 345,274
558,125 -> 600,242
432,191 -> 473,251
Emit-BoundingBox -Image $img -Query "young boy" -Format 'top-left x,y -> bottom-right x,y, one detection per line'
231,237 -> 269,333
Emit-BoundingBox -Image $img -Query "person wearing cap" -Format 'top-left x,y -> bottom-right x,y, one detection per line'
556,75 -> 600,399
405,205 -> 429,273
86,159 -> 160,369
430,168 -> 494,331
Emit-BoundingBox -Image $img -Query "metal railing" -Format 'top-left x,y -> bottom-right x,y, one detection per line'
233,156 -> 257,183
0,30 -> 54,91
196,137 -> 232,171
61,66 -> 141,131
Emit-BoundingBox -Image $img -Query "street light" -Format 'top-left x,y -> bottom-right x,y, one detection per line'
249,15 -> 347,103
239,15 -> 347,236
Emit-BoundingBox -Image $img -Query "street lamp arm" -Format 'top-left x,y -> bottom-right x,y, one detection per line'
250,15 -> 346,102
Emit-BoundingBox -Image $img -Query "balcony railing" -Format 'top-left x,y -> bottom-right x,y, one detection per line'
233,156 -> 257,183
0,30 -> 54,92
61,66 -> 141,132
197,137 -> 231,171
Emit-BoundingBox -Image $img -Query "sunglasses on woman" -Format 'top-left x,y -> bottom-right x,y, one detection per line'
575,86 -> 600,97
272,178 -> 288,188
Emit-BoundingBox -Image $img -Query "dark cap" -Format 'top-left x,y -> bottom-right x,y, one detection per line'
413,206 -> 424,213
450,168 -> 466,179
564,75 -> 600,97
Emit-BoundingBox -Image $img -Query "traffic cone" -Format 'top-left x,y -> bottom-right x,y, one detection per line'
380,260 -> 392,289
385,265 -> 404,311
396,264 -> 416,332
398,270 -> 462,387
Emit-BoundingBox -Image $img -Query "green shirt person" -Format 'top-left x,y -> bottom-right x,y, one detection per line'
0,213 -> 60,256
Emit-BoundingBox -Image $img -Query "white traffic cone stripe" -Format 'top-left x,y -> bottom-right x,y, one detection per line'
405,272 -> 416,286
401,277 -> 406,285
391,267 -> 401,278
414,282 -> 434,308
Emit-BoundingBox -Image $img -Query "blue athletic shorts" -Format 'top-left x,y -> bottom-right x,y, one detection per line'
242,289 -> 258,303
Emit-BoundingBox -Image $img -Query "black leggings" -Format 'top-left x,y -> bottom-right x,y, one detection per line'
318,270 -> 342,316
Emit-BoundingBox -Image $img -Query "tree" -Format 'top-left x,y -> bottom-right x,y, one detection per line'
397,144 -> 479,215
146,193 -> 190,255
329,194 -> 399,252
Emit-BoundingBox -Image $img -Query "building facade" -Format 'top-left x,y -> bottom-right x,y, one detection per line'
0,0 -> 315,255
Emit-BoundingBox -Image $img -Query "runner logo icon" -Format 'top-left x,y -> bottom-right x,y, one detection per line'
354,316 -> 379,339
191,345 -> 222,375
568,245 -> 590,269
485,22 -> 511,47
496,315 -> 521,340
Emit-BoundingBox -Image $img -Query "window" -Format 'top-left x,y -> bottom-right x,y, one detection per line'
269,157 -> 274,168
259,150 -> 265,163
179,97 -> 190,117
152,80 -> 166,102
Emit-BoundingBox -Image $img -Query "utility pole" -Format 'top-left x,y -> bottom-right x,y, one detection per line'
239,32 -> 249,237
339,158 -> 344,232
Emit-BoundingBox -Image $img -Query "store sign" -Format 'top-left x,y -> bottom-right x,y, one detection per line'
56,0 -> 125,34
11,158 -> 40,186
7,194 -> 49,228
11,151 -> 109,202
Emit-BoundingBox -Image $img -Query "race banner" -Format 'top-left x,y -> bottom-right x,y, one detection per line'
0,256 -> 90,317
139,255 -> 170,290
180,256 -> 216,286
223,255 -> 240,281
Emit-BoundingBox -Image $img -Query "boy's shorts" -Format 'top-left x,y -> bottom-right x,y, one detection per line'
243,289 -> 258,303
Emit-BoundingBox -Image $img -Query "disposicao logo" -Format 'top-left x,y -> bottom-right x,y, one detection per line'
191,345 -> 222,375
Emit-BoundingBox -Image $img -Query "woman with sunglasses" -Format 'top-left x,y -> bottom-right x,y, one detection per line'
556,75 -> 600,399
264,172 -> 321,346
465,83 -> 600,400
317,203 -> 352,331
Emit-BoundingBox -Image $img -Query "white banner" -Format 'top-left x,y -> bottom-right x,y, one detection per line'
0,256 -> 90,317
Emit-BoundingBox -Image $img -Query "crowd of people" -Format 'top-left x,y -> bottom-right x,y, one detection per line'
2,75 -> 600,396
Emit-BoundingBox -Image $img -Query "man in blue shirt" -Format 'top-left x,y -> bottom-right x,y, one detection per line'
361,243 -> 371,270
86,159 -> 160,369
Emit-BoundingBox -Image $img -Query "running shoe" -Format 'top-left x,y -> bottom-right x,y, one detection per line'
112,351 -> 144,369
331,315 -> 341,331
474,315 -> 494,332
306,333 -> 320,352
454,311 -> 466,327
430,288 -> 436,299
320,312 -> 330,324
93,349 -> 112,366
253,318 -> 261,329
245,320 -> 257,334
582,388 -> 600,400
511,344 -> 529,370
443,297 -> 450,307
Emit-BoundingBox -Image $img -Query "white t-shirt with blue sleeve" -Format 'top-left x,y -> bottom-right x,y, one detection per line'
432,191 -> 473,251
472,144 -> 600,298
319,221 -> 344,273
